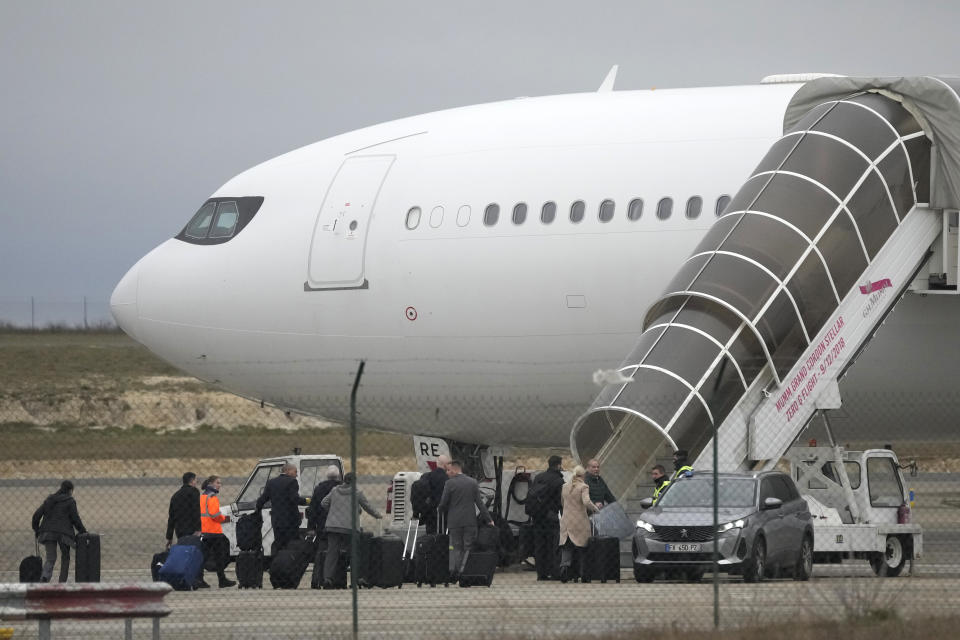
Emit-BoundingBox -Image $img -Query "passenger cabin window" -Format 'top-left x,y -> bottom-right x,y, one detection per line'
598,199 -> 615,222
656,197 -> 673,220
176,196 -> 264,245
570,200 -> 585,223
627,198 -> 643,221
716,194 -> 732,216
405,207 -> 421,230
512,203 -> 528,225
541,201 -> 557,224
429,206 -> 444,228
685,196 -> 702,220
484,203 -> 500,226
456,205 -> 471,227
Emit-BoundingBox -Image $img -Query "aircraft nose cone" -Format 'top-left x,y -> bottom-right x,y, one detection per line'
110,263 -> 140,340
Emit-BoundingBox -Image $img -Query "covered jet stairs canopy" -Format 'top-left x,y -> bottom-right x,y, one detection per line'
573,77 -> 960,501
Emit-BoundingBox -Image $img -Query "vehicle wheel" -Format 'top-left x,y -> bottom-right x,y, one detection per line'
743,536 -> 766,583
685,569 -> 704,583
869,535 -> 906,577
793,535 -> 813,581
633,565 -> 655,583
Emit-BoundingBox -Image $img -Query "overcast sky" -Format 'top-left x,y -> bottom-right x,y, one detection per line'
2,1 -> 958,321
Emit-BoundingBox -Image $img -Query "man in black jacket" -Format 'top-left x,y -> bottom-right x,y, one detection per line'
527,455 -> 565,581
32,480 -> 86,583
165,472 -> 200,548
306,465 -> 341,541
424,454 -> 451,533
256,463 -> 308,556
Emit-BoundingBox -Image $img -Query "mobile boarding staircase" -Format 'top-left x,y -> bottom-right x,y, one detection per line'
570,79 -> 960,561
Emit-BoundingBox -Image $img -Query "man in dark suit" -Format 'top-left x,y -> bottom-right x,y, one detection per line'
306,465 -> 342,542
527,455 -> 565,580
438,460 -> 493,580
424,454 -> 451,533
256,463 -> 307,556
165,472 -> 200,548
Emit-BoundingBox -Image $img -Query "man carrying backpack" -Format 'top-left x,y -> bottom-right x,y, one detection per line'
525,455 -> 564,581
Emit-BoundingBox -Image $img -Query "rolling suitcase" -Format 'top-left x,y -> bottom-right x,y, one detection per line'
20,541 -> 43,583
580,536 -> 620,583
364,535 -> 404,589
235,513 -> 262,551
414,533 -> 449,587
158,543 -> 204,590
268,537 -> 314,589
474,523 -> 499,552
75,532 -> 101,582
458,550 -> 497,587
151,551 -> 169,582
236,549 -> 264,589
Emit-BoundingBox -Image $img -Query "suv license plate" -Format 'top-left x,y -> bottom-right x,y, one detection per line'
666,543 -> 701,552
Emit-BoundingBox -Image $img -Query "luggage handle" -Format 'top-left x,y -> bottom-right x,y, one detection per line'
403,518 -> 419,558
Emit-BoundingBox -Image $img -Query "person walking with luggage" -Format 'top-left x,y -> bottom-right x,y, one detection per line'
200,475 -> 235,588
438,460 -> 494,582
559,465 -> 599,583
321,472 -> 383,588
306,465 -> 342,542
650,464 -> 671,504
165,472 -> 201,549
526,455 -> 565,581
256,462 -> 308,557
31,480 -> 86,583
671,450 -> 694,482
584,459 -> 617,510
424,454 -> 451,534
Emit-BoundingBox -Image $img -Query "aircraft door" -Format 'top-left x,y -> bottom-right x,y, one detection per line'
306,155 -> 395,290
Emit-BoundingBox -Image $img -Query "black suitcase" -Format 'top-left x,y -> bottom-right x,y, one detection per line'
151,551 -> 169,582
268,538 -> 313,589
363,535 -> 404,588
312,548 -> 347,589
458,550 -> 497,587
475,524 -> 499,552
20,541 -> 42,583
75,532 -> 101,582
235,513 -> 262,551
414,533 -> 449,587
580,536 -> 620,583
236,549 -> 263,589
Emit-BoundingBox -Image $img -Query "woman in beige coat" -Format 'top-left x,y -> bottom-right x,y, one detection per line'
558,465 -> 599,582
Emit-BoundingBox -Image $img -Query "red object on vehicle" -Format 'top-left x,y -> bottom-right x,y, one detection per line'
385,484 -> 393,515
809,439 -> 817,447
897,502 -> 910,524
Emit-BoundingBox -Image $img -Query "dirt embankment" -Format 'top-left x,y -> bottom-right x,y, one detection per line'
0,376 -> 333,432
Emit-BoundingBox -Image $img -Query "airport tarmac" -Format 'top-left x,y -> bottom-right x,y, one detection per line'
3,474 -> 960,638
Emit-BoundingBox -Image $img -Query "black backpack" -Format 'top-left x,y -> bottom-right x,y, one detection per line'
524,477 -> 549,517
409,475 -> 432,519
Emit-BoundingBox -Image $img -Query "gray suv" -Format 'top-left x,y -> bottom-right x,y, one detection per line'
633,471 -> 813,583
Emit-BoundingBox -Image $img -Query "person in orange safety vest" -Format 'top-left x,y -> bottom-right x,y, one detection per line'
200,475 -> 235,588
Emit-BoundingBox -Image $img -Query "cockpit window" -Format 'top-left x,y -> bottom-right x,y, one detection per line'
184,202 -> 216,239
176,196 -> 264,245
209,201 -> 240,238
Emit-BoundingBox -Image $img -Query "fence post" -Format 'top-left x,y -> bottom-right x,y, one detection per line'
350,360 -> 365,640
31,296 -> 35,329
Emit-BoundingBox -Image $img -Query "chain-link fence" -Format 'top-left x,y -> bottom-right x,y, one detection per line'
2,329 -> 960,639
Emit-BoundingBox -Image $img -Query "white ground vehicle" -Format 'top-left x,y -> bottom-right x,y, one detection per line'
788,443 -> 921,576
220,452 -> 344,558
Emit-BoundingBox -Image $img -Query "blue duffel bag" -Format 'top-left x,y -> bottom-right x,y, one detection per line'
158,542 -> 204,590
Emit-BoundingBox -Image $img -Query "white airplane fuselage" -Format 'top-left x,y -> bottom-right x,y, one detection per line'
111,82 -> 956,449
